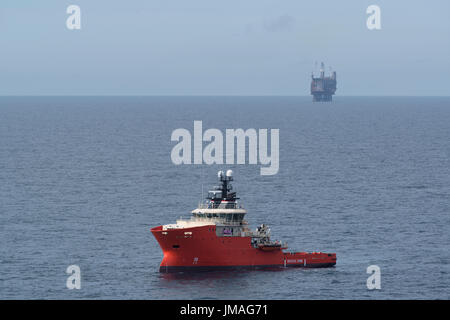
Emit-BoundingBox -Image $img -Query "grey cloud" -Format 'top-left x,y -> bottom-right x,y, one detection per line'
263,14 -> 295,32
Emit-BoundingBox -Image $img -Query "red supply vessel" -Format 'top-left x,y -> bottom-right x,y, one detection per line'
151,170 -> 336,272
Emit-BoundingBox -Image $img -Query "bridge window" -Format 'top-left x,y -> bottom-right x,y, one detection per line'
208,191 -> 222,199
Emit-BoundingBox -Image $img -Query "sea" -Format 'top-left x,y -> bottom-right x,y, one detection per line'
0,96 -> 449,299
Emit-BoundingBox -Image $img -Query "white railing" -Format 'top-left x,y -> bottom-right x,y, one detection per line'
197,202 -> 244,209
176,216 -> 247,226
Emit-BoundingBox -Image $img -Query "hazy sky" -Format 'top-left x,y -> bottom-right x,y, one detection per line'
1,0 -> 449,95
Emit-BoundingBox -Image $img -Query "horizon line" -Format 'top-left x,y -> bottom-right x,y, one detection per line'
1,95 -> 449,98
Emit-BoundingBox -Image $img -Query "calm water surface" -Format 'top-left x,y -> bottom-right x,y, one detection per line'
0,96 -> 449,299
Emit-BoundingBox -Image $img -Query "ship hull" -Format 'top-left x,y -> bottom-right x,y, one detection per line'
151,225 -> 336,273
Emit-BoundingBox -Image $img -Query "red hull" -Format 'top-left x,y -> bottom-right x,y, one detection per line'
151,225 -> 336,272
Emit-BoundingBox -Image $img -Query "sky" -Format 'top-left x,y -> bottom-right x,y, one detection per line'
0,0 -> 449,96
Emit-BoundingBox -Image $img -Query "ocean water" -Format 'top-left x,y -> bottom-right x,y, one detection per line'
0,96 -> 449,299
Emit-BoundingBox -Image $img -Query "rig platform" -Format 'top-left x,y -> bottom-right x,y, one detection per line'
311,62 -> 337,102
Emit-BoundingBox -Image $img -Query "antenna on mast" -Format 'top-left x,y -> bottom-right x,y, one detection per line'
200,166 -> 204,203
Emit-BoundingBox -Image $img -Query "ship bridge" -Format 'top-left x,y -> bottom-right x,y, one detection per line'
163,170 -> 285,247
165,170 -> 247,231
190,169 -> 247,224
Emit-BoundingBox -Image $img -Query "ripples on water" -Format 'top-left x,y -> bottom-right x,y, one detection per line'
0,96 -> 449,299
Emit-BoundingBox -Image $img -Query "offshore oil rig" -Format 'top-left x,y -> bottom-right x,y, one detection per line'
310,62 -> 337,102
